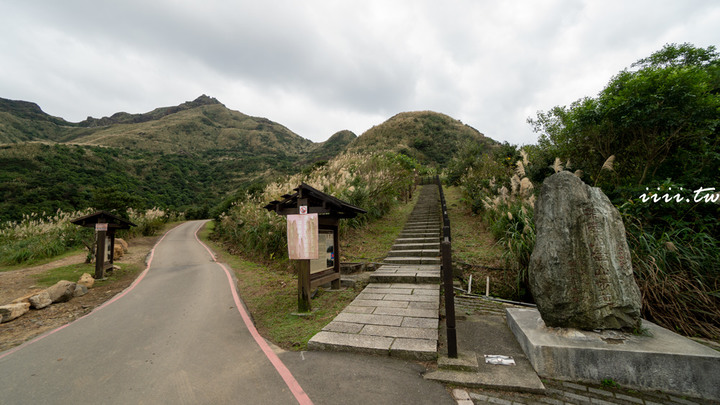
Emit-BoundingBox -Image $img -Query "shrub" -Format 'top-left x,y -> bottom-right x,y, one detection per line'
212,152 -> 424,261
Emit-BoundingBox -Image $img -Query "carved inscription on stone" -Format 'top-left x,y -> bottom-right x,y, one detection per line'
529,172 -> 642,331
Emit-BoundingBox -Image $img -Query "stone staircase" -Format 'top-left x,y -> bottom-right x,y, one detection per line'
307,185 -> 442,360
370,186 -> 442,283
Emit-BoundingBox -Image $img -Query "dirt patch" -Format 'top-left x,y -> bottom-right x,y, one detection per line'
0,234 -> 162,353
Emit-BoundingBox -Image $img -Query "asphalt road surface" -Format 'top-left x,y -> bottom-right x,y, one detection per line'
0,221 -> 453,405
0,221 -> 306,404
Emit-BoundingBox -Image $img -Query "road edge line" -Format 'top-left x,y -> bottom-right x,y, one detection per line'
0,223 -> 176,361
193,222 -> 313,405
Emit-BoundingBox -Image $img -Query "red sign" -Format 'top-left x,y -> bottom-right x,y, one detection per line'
95,223 -> 108,232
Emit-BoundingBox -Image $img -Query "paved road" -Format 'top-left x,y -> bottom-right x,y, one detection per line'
0,221 -> 305,404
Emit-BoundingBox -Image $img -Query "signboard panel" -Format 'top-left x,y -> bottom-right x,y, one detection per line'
287,214 -> 319,260
95,223 -> 108,232
310,231 -> 334,274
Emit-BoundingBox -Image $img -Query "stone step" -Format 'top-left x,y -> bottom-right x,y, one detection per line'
401,226 -> 438,231
403,222 -> 440,227
399,232 -> 439,238
387,249 -> 440,258
370,265 -> 441,284
395,237 -> 439,244
307,283 -> 440,361
392,243 -> 441,250
383,257 -> 441,265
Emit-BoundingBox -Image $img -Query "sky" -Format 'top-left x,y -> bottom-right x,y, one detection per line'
1,1 -> 719,145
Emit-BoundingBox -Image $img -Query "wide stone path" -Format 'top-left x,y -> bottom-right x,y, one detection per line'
308,185 -> 442,360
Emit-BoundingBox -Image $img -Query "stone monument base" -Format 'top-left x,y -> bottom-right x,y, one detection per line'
506,308 -> 720,401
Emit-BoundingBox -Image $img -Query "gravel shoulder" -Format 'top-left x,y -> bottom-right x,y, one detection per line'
0,233 -> 162,352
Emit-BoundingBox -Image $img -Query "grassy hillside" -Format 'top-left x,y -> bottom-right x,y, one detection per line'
0,96 -> 343,222
347,111 -> 495,166
0,98 -> 73,143
1,97 -> 493,223
298,130 -> 357,166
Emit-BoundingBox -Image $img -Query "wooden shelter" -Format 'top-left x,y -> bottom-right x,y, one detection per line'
265,183 -> 366,312
71,211 -> 136,279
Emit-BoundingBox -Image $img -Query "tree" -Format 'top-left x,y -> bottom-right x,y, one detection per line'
529,43 -> 720,187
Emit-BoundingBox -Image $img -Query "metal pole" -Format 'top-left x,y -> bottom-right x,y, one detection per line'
442,238 -> 457,358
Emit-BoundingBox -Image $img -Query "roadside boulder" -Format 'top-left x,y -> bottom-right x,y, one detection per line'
115,238 -> 128,253
78,273 -> 95,289
113,244 -> 124,259
29,291 -> 53,309
0,302 -> 30,323
46,280 -> 77,303
73,284 -> 88,297
529,171 -> 642,331
12,290 -> 42,305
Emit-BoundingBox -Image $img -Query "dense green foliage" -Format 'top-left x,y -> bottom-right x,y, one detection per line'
453,44 -> 719,339
0,96 -> 354,223
0,143 -> 303,222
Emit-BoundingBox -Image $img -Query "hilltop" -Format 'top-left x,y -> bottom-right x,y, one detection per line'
348,111 -> 495,166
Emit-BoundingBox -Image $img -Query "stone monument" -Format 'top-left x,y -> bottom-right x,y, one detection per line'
529,171 -> 641,331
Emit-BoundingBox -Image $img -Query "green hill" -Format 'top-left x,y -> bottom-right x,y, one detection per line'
347,111 -> 495,166
0,96 -> 338,222
0,98 -> 493,222
0,98 -> 74,143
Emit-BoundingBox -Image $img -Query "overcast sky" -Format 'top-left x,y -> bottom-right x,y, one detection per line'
1,1 -> 718,145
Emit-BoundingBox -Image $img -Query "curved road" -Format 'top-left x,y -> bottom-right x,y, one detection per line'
0,221 -> 307,404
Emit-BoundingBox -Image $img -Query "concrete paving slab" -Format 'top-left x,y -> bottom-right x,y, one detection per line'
323,321 -> 364,334
360,325 -> 438,340
408,301 -> 439,309
424,369 -> 546,394
437,352 -> 479,372
308,331 -> 392,355
350,299 -> 409,308
390,338 -> 437,361
401,317 -> 439,329
507,308 -> 720,401
412,289 -> 440,296
362,287 -> 413,295
344,305 -> 375,314
356,293 -> 386,300
373,307 -> 438,318
335,312 -> 404,326
383,293 -> 438,302
415,274 -> 441,283
394,283 -> 439,289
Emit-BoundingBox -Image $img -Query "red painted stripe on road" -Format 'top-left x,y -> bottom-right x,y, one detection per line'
193,223 -> 313,405
0,224 -> 175,361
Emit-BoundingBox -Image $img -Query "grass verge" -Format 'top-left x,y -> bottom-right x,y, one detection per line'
32,262 -> 142,288
340,190 -> 419,262
444,185 -> 521,299
0,249 -> 86,273
198,221 -> 361,351
198,191 -> 420,350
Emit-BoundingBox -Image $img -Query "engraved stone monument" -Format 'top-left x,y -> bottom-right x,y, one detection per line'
529,171 -> 642,330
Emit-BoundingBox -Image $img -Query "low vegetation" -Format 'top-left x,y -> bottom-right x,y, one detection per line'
0,207 -> 179,267
212,152 -> 426,261
449,43 -> 719,340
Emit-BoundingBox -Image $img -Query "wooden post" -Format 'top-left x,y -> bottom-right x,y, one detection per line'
297,194 -> 312,312
298,259 -> 311,312
331,224 -> 341,290
95,228 -> 107,279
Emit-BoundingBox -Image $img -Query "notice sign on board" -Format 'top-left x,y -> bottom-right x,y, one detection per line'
287,213 -> 319,260
95,223 -> 108,232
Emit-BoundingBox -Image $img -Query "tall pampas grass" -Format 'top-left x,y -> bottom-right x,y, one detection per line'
594,155 -> 615,186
